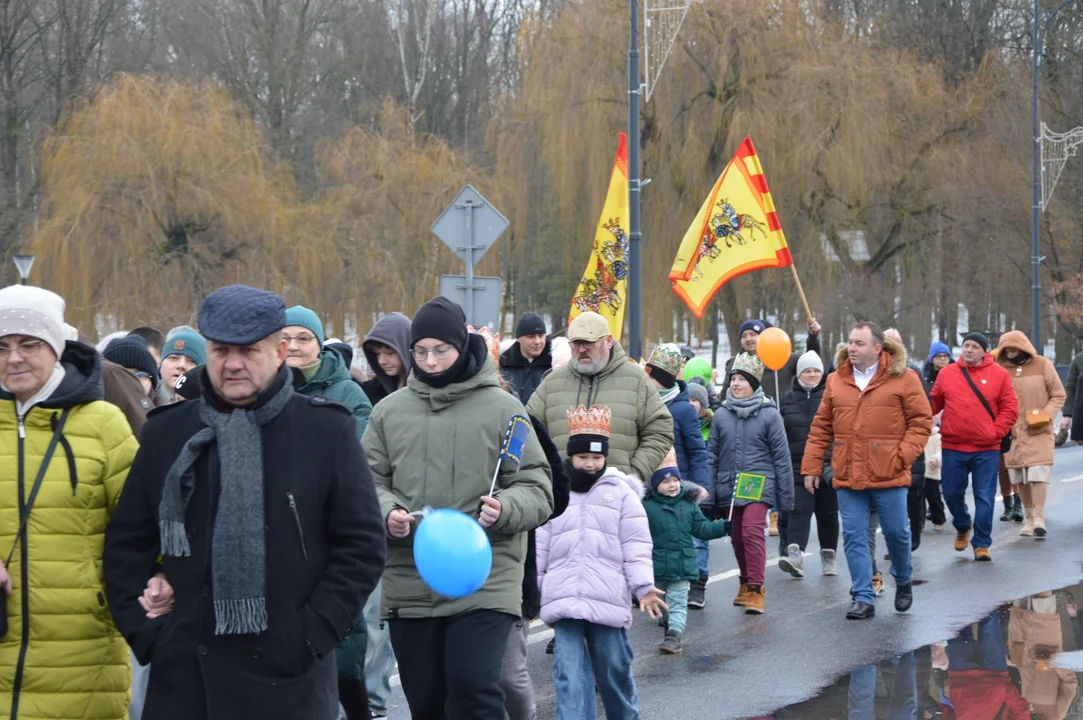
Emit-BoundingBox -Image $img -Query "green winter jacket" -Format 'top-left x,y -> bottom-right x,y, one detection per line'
643,486 -> 728,582
294,348 -> 372,438
527,342 -> 674,480
292,347 -> 373,680
363,335 -> 554,619
699,411 -> 713,443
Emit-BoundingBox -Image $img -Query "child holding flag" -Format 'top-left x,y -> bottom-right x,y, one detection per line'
707,353 -> 794,614
644,448 -> 729,654
537,405 -> 668,720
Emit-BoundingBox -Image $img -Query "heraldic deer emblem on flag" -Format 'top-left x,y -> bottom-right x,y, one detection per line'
690,199 -> 768,280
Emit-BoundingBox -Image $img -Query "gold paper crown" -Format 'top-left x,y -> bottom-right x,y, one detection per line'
566,405 -> 612,438
657,447 -> 678,472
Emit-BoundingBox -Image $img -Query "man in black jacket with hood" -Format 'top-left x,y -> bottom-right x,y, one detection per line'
104,284 -> 386,720
500,312 -> 552,404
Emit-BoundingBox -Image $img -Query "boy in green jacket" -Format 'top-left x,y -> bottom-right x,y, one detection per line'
643,449 -> 729,655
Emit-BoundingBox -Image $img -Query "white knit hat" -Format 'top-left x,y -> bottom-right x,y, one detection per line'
0,285 -> 68,358
796,350 -> 824,376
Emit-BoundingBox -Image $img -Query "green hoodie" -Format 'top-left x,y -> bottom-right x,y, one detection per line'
363,336 -> 554,619
293,348 -> 372,438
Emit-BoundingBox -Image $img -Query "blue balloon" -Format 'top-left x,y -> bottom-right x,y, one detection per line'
413,508 -> 493,598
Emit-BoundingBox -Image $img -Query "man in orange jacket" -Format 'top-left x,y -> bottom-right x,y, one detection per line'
931,332 -> 1019,561
803,322 -> 932,620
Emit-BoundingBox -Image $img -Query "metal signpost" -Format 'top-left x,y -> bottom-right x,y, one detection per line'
432,185 -> 509,327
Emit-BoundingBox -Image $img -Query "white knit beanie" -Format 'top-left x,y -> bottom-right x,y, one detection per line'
796,350 -> 824,376
0,285 -> 68,358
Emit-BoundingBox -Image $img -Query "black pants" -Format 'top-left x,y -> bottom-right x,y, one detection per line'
924,477 -> 946,526
338,678 -> 370,720
786,481 -> 839,552
389,610 -> 516,720
908,475 -> 926,550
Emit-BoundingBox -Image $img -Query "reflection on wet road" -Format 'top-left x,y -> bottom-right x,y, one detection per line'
775,585 -> 1083,719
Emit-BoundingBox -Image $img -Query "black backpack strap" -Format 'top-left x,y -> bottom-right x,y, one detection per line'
6,408 -> 72,568
960,366 -> 997,422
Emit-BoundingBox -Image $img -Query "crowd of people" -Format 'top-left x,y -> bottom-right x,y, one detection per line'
0,278 -> 1078,720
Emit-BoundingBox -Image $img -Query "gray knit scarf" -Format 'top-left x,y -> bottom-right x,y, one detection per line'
159,368 -> 294,635
725,387 -> 768,419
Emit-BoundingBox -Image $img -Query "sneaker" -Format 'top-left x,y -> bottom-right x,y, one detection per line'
734,582 -> 750,606
932,523 -> 944,531
821,548 -> 838,576
778,544 -> 805,578
370,709 -> 388,719
659,629 -> 682,655
768,512 -> 779,537
1011,495 -> 1024,523
872,572 -> 885,597
954,526 -> 972,552
545,637 -> 555,654
688,575 -> 707,609
974,547 -> 992,562
744,584 -> 765,614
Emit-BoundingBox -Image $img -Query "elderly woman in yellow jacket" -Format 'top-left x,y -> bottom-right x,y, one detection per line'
0,285 -> 138,720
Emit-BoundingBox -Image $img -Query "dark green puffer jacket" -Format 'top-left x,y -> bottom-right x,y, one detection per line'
643,484 -> 728,582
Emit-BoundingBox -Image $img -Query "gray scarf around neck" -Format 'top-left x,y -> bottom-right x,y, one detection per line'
158,368 -> 294,635
725,387 -> 767,419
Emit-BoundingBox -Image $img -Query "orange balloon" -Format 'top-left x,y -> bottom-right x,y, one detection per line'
756,327 -> 793,371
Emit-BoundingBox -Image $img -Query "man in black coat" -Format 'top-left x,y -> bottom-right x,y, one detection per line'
104,285 -> 386,720
499,312 -> 552,404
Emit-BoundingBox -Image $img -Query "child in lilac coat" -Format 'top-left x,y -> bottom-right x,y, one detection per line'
536,405 -> 667,720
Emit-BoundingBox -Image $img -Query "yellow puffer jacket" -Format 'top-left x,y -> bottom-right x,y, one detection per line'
0,343 -> 138,720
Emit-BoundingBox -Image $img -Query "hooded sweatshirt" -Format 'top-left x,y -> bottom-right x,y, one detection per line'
361,312 -> 412,406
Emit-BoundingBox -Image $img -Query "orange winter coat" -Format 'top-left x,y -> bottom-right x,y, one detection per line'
801,338 -> 932,491
995,331 -> 1066,470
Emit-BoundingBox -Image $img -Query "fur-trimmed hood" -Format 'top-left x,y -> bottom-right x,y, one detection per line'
834,336 -> 909,378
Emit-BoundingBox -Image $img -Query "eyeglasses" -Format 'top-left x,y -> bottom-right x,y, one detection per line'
0,339 -> 46,359
569,339 -> 598,350
412,344 -> 454,361
134,372 -> 151,379
283,334 -> 317,345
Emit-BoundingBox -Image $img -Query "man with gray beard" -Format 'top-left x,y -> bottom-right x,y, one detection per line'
527,311 -> 673,481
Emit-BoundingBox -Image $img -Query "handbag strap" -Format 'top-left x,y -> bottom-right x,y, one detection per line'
959,366 -> 997,423
6,408 -> 71,568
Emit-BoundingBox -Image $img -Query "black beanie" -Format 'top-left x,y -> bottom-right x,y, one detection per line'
411,297 -> 468,352
327,342 -> 354,369
731,369 -> 761,393
963,332 -> 990,352
515,312 -> 546,338
104,335 -> 160,389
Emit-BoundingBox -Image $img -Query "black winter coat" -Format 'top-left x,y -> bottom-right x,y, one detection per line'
104,367 -> 387,720
500,341 -> 553,404
780,376 -> 828,479
1072,380 -> 1083,443
521,414 -> 570,619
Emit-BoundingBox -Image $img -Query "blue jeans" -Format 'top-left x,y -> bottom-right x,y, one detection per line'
552,620 -> 638,720
947,612 -> 1008,672
692,537 -> 709,576
941,449 -> 999,549
847,652 -> 917,720
363,578 -> 396,711
838,487 -> 912,604
657,580 -> 690,634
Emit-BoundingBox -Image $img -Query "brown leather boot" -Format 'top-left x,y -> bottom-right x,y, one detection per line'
744,584 -> 765,615
768,512 -> 779,537
733,582 -> 749,607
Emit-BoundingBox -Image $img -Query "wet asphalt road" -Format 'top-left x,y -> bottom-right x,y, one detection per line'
383,444 -> 1083,719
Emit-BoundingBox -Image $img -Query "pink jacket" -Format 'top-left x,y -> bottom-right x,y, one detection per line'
536,468 -> 654,629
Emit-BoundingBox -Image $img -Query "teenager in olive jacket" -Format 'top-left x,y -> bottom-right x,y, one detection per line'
362,298 -> 553,720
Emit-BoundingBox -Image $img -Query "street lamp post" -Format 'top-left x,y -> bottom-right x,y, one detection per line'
12,254 -> 35,286
1032,0 -> 1078,353
628,0 -> 643,361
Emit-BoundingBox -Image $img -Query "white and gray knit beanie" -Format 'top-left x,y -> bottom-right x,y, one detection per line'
796,350 -> 824,376
0,285 -> 68,358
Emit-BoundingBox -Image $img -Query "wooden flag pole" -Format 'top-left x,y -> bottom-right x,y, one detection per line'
790,264 -> 814,321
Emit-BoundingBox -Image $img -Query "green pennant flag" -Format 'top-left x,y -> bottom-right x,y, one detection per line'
734,472 -> 767,502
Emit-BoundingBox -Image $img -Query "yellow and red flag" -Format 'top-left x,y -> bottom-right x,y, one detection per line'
569,133 -> 630,340
668,137 -> 792,318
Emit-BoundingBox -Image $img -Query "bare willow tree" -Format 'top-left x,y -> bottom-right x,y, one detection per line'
29,75 -> 305,331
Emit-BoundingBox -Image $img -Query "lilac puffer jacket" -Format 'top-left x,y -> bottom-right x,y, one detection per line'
536,468 -> 654,629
